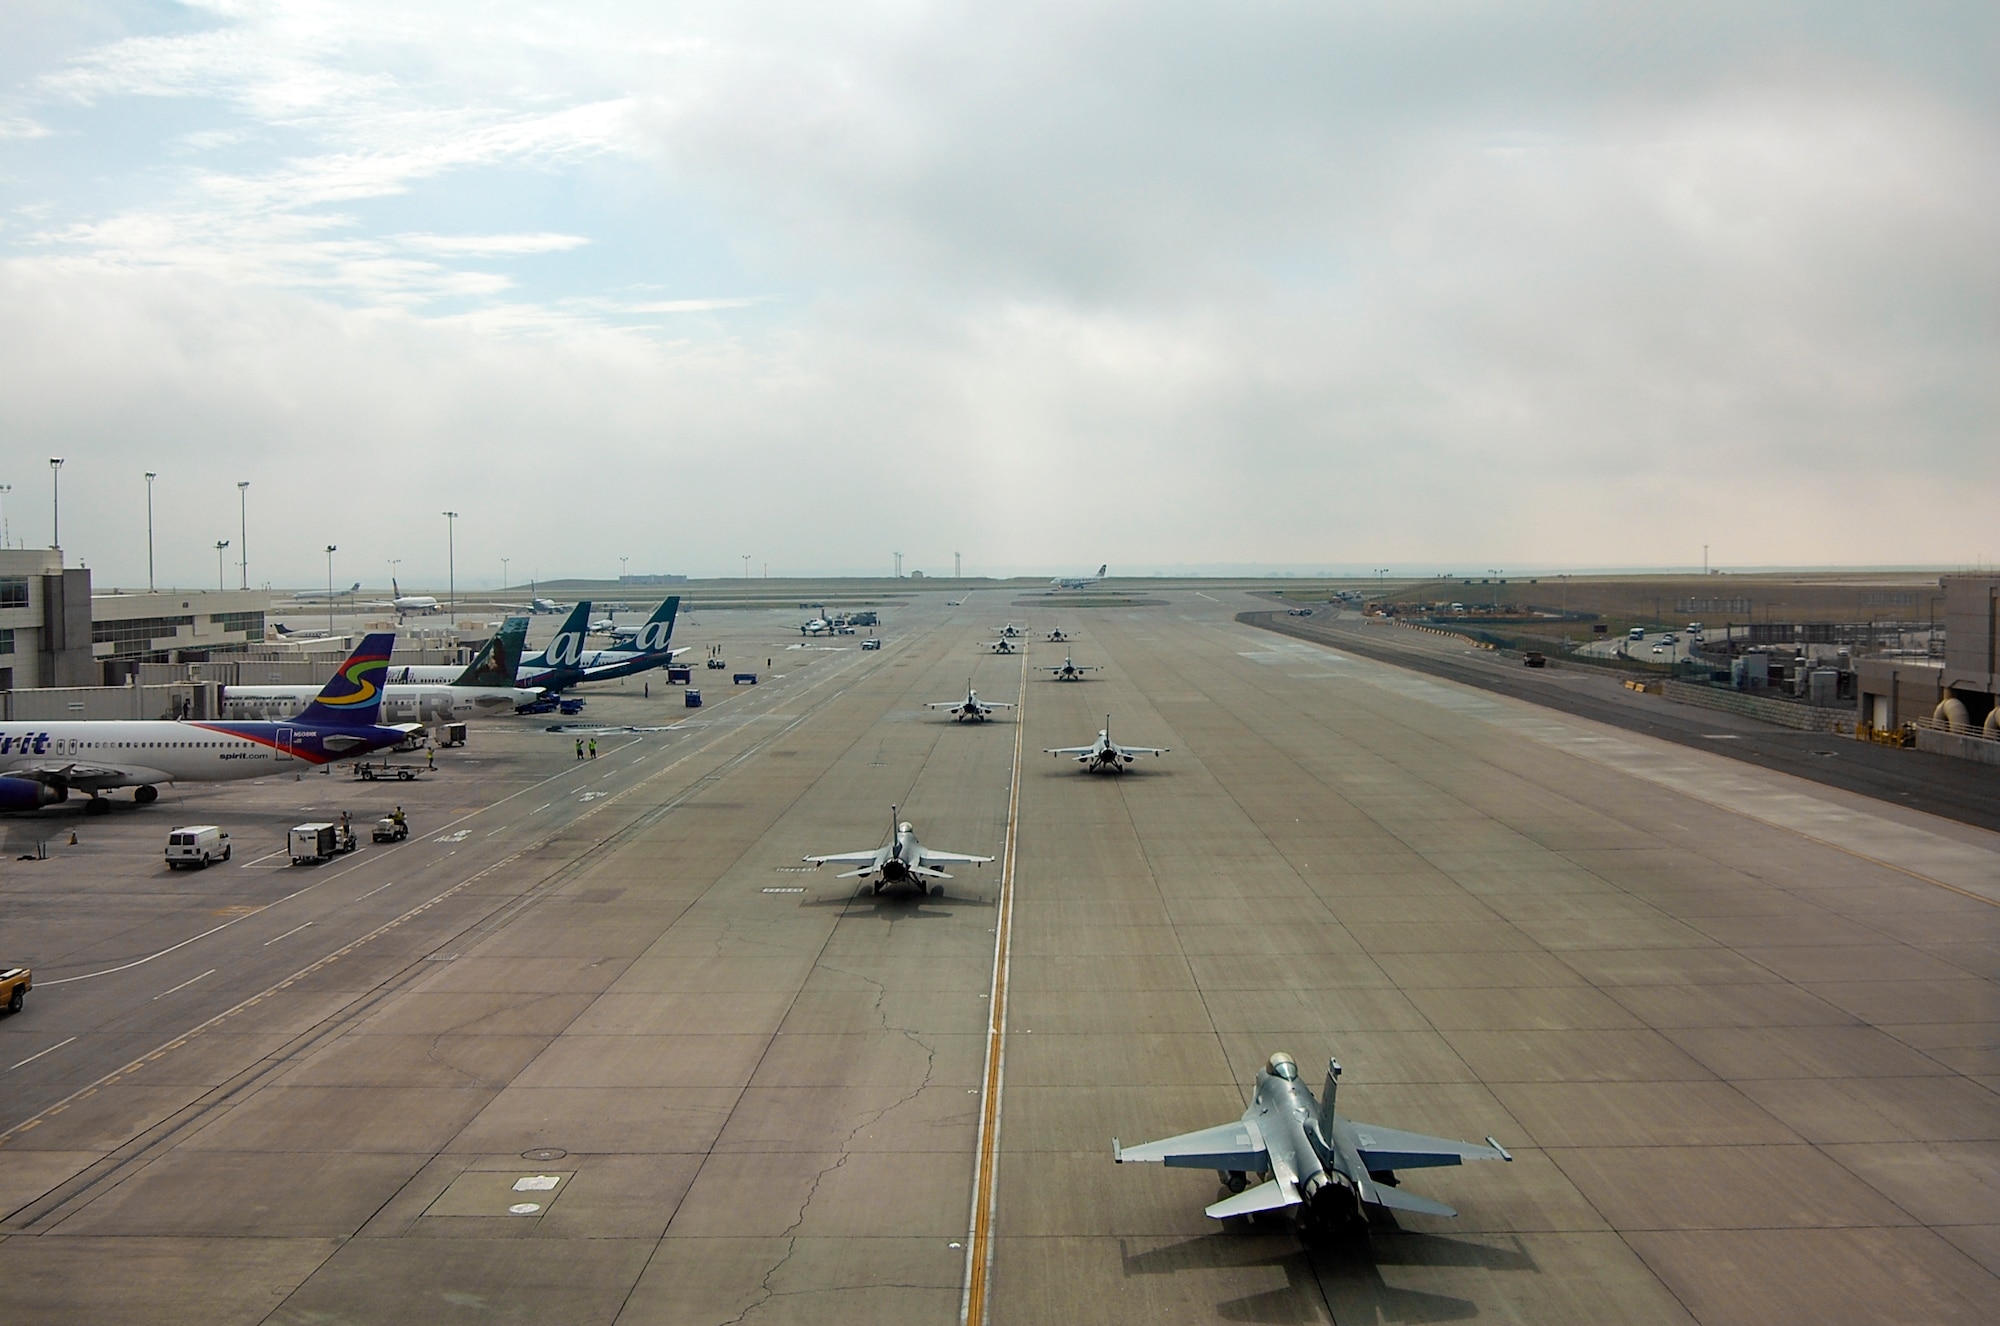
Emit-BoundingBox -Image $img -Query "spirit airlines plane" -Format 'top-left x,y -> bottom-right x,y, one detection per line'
221,621 -> 539,723
0,634 -> 415,812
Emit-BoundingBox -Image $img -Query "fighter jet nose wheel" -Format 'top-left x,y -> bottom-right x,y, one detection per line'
134,785 -> 159,804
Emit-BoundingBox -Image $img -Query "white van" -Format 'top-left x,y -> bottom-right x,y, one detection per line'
166,825 -> 232,870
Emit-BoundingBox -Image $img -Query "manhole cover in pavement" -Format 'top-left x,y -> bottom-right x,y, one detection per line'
521,1148 -> 568,1162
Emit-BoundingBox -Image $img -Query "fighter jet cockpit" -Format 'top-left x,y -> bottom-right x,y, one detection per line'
1266,1052 -> 1299,1081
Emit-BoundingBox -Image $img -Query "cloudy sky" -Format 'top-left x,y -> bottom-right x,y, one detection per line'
2,2 -> 1995,588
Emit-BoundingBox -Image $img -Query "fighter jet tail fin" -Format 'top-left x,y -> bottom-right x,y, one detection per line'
1204,1178 -> 1299,1220
1365,1185 -> 1457,1219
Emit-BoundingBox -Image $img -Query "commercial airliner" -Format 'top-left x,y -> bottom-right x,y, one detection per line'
0,634 -> 415,812
1051,564 -> 1107,590
221,621 -> 539,723
517,597 -> 686,689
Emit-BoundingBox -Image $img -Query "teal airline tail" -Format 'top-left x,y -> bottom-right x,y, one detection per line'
453,618 -> 528,687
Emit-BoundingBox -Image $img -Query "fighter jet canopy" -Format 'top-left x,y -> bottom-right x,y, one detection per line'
1267,1052 -> 1299,1080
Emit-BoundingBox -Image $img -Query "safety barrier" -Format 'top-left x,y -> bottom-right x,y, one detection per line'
1660,680 -> 1848,733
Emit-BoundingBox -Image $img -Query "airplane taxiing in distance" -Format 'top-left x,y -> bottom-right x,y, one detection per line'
1046,715 -> 1167,771
803,808 -> 994,896
380,578 -> 439,616
1115,1049 -> 1513,1234
926,683 -> 1016,723
0,633 -> 415,812
1051,563 -> 1108,590
983,637 -> 1025,655
1045,627 -> 1071,641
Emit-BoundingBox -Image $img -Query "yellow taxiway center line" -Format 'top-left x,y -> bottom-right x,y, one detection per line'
962,644 -> 1028,1325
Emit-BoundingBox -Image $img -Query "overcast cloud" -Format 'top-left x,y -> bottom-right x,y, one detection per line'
2,1 -> 1995,587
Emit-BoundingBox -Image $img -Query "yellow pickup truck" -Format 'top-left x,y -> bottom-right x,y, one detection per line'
1,964 -> 29,1015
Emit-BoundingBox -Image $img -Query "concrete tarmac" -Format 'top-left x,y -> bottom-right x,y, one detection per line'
0,592 -> 1994,1324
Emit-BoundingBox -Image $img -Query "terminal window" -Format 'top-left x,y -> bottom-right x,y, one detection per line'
0,577 -> 27,610
210,611 -> 266,636
0,628 -> 12,655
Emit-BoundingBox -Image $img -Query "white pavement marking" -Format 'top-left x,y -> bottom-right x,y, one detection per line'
8,1037 -> 76,1072
263,921 -> 314,945
152,969 -> 216,1000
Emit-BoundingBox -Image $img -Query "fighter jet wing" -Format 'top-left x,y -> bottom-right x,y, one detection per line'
804,850 -> 884,866
916,850 -> 994,866
1044,746 -> 1095,757
1119,745 -> 1168,756
925,702 -> 968,709
1113,1116 -> 1268,1171
1344,1120 -> 1513,1171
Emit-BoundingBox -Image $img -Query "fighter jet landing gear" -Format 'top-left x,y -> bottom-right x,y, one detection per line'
1219,1170 -> 1249,1194
134,785 -> 159,804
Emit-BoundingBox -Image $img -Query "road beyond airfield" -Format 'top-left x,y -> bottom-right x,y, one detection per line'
1,592 -> 1995,1324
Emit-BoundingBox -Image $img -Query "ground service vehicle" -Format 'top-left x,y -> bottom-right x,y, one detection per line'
862,638 -> 882,651
1522,652 -> 1546,668
165,825 -> 232,869
290,821 -> 358,865
686,689 -> 702,708
734,673 -> 758,685
373,816 -> 409,843
667,666 -> 692,683
435,722 -> 467,747
1628,626 -> 1647,640
1,964 -> 29,1014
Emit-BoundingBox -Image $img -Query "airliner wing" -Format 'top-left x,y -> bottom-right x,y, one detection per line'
7,761 -> 145,792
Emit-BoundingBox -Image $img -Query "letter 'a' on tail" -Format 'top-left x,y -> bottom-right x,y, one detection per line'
296,632 -> 395,727
633,595 -> 680,653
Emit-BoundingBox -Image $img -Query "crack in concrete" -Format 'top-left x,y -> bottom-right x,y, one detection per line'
719,960 -> 939,1326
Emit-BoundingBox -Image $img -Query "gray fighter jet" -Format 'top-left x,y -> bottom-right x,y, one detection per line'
1041,654 -> 1096,682
803,808 -> 994,895
993,621 -> 1026,637
983,637 -> 1025,655
927,682 -> 1015,723
1114,1050 -> 1512,1231
1045,627 -> 1070,641
1045,714 -> 1166,771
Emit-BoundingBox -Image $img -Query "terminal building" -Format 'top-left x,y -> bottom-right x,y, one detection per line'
0,548 -> 270,691
1857,573 -> 2000,760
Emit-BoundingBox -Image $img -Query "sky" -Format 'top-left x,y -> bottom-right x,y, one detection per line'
1,2 -> 1995,588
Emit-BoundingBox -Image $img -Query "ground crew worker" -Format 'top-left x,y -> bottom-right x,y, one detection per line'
588,737 -> 598,759
392,805 -> 405,827
426,745 -> 435,771
575,738 -> 584,761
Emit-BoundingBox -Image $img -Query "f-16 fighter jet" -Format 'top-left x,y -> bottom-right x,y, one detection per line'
1044,627 -> 1070,642
1042,654 -> 1096,682
1114,1050 -> 1512,1232
983,637 -> 1025,655
1045,715 -> 1166,771
993,622 -> 1025,637
803,808 -> 995,895
926,683 -> 1016,723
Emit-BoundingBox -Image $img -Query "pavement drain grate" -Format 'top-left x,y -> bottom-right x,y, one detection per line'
763,886 -> 807,894
521,1148 -> 568,1161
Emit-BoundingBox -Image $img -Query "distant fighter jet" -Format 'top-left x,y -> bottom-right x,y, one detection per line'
993,622 -> 1025,638
983,638 -> 1025,655
1042,655 -> 1096,682
1045,627 -> 1070,641
1045,715 -> 1166,771
803,809 -> 994,895
1051,563 -> 1108,591
927,683 -> 1016,723
1115,1050 -> 1513,1233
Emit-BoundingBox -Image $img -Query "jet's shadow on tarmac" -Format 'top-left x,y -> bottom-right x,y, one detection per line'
797,886 -> 997,920
1121,1217 -> 1536,1324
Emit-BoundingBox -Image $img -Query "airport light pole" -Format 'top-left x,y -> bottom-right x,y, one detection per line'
741,554 -> 750,581
49,457 -> 63,549
501,557 -> 510,592
1488,569 -> 1502,612
442,511 -> 459,621
0,483 -> 12,548
620,556 -> 629,582
144,472 -> 158,591
215,540 -> 230,592
325,545 -> 338,635
236,481 -> 250,589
